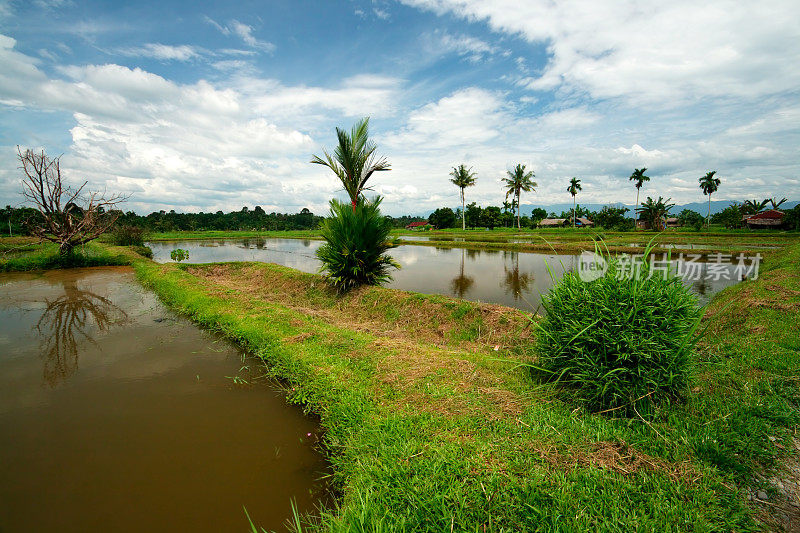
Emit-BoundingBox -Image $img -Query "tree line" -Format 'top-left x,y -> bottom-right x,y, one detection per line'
1,203 -> 430,236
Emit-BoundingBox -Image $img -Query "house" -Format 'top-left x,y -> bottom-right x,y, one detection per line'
744,209 -> 785,229
405,220 -> 430,230
575,217 -> 594,227
665,217 -> 681,228
539,218 -> 568,227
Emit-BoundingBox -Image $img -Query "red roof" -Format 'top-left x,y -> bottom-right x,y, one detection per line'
406,221 -> 429,227
749,209 -> 785,220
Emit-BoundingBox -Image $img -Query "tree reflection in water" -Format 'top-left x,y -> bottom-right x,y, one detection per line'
35,279 -> 127,387
502,251 -> 532,300
450,248 -> 474,298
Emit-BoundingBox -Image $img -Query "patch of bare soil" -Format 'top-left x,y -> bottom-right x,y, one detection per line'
746,437 -> 800,532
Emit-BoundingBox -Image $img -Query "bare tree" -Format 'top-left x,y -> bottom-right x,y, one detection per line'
18,147 -> 127,255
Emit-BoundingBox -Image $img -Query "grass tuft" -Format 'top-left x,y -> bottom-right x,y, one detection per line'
535,245 -> 702,416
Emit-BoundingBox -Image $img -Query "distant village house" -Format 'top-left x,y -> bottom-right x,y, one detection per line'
743,209 -> 786,229
405,221 -> 431,230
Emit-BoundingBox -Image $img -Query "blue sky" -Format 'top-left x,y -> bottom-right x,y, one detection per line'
0,0 -> 798,216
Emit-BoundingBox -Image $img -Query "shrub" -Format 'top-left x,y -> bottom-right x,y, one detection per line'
111,225 -> 146,246
535,250 -> 702,415
317,196 -> 399,290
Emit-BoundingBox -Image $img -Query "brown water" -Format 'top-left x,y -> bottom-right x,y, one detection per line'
0,267 -> 329,532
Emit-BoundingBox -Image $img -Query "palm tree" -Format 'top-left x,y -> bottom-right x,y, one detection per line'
741,199 -> 769,216
698,171 -> 721,228
310,117 -> 390,211
502,164 -> 536,229
636,196 -> 675,231
629,168 -> 650,228
566,177 -> 582,227
449,164 -> 477,230
769,197 -> 788,210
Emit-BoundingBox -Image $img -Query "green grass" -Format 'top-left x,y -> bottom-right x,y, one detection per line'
132,243 -> 800,531
0,241 -> 144,271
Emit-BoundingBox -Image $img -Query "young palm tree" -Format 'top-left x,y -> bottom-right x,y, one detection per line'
449,164 -> 477,230
310,117 -> 390,212
628,168 -> 650,228
698,171 -> 721,228
636,196 -> 675,231
566,177 -> 582,227
502,164 -> 536,229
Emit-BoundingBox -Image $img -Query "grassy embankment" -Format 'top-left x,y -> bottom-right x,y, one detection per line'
134,243 -> 800,530
0,237 -> 143,272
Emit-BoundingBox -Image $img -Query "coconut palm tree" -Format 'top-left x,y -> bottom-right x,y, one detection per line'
310,117 -> 390,212
566,177 -> 582,227
502,164 -> 536,229
449,164 -> 477,230
636,196 -> 675,231
629,168 -> 650,228
698,171 -> 721,228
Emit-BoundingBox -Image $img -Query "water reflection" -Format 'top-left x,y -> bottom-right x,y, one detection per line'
36,279 -> 127,387
450,249 -> 474,298
501,251 -> 532,300
147,239 -> 745,309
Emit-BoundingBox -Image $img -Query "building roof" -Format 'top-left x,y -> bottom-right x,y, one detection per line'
576,217 -> 594,225
406,221 -> 429,227
749,209 -> 785,220
539,218 -> 566,226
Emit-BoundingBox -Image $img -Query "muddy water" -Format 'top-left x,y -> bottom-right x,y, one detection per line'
148,239 -> 748,310
0,267 -> 329,532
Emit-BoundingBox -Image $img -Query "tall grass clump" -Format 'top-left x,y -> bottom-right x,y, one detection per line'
535,248 -> 702,415
317,196 -> 399,291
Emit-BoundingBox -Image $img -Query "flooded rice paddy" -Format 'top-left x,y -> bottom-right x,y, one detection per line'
0,267 -> 329,532
148,238 -> 751,309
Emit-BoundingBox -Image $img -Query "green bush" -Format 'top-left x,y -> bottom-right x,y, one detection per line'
111,225 -> 146,246
317,196 -> 399,290
535,252 -> 702,415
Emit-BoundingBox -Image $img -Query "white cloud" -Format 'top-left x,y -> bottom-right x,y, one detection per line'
117,43 -> 201,61
402,0 -> 800,105
0,34 -> 403,214
204,16 -> 276,53
438,32 -> 499,62
382,87 -> 506,151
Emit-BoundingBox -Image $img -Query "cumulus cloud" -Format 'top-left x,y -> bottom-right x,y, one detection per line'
0,34 -> 401,214
382,87 -> 506,150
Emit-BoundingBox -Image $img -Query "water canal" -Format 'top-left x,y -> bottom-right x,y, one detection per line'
0,267 -> 329,532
